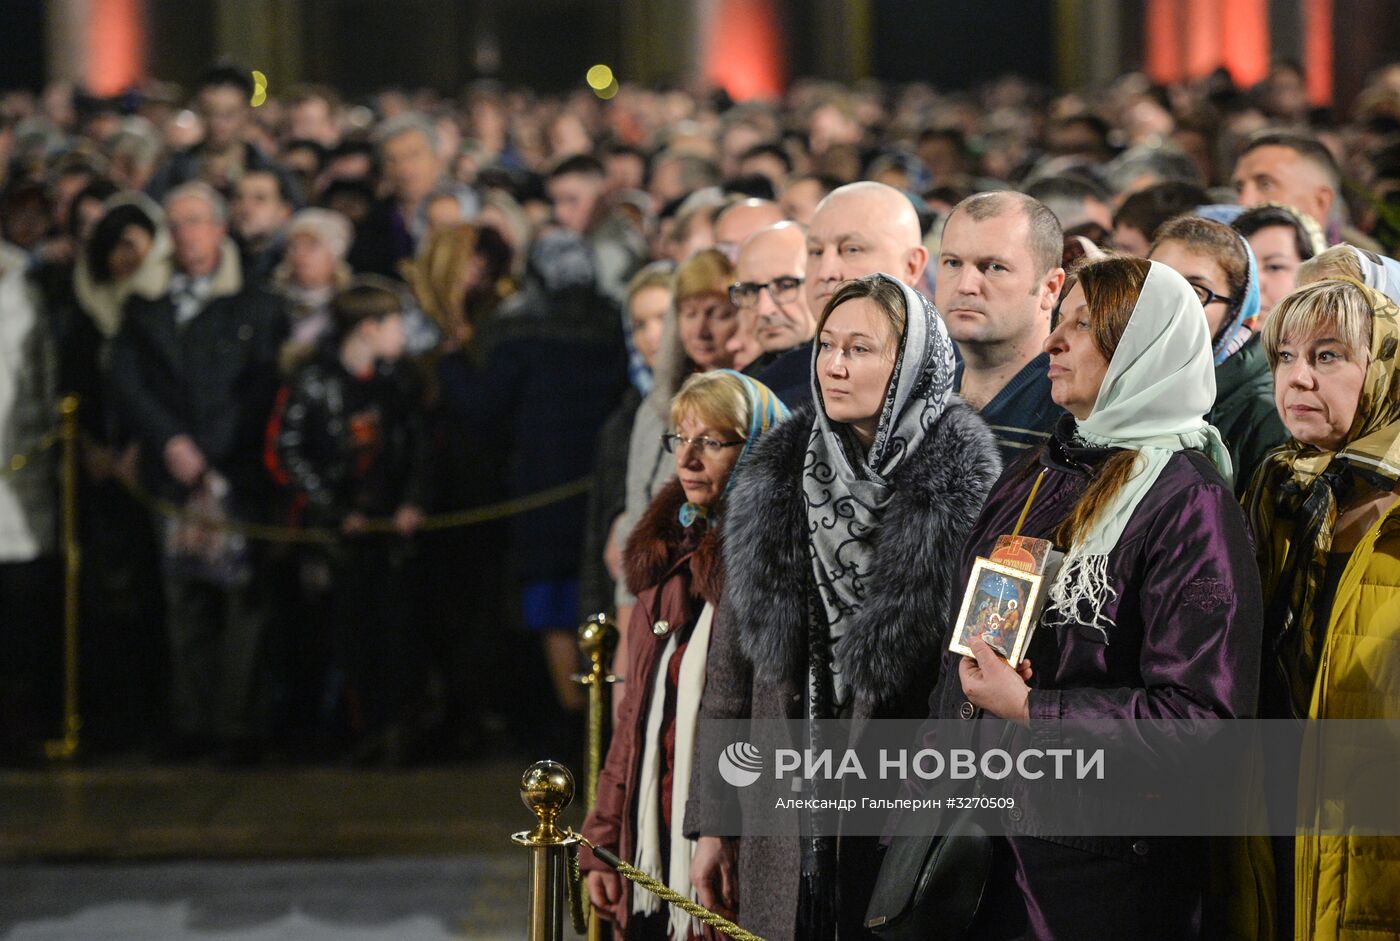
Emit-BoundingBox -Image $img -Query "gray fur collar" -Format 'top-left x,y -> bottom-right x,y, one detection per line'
720,399 -> 1002,709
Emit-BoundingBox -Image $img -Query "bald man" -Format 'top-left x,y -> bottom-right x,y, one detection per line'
715,198 -> 787,371
804,181 -> 928,316
714,197 -> 787,264
727,222 -> 818,405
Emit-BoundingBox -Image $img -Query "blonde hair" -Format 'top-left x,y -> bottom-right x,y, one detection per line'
1296,244 -> 1363,286
670,371 -> 750,441
674,247 -> 734,303
627,260 -> 676,310
402,222 -> 480,332
1261,278 -> 1373,369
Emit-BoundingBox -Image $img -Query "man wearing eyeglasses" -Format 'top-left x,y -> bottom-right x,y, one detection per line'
729,222 -> 818,406
716,199 -> 787,371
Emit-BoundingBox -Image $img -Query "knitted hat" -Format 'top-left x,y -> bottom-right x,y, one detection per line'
287,208 -> 353,260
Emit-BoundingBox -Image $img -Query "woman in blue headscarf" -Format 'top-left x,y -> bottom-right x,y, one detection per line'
582,370 -> 787,941
1150,214 -> 1289,492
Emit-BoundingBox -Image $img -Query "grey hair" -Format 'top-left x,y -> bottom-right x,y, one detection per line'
164,181 -> 228,223
373,112 -> 439,154
110,117 -> 163,169
1104,145 -> 1203,194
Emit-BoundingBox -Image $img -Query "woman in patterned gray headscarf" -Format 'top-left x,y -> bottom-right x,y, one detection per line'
686,273 -> 1002,941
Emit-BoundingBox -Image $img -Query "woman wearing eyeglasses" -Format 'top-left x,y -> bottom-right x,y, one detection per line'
686,274 -> 1002,940
582,369 -> 788,941
612,250 -> 742,691
1149,215 -> 1288,492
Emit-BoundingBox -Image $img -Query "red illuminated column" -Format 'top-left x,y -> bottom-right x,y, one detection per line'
1221,0 -> 1268,86
46,0 -> 146,93
700,0 -> 785,100
1184,0 -> 1223,78
1146,0 -> 1269,85
1304,0 -> 1334,105
1144,0 -> 1183,84
88,0 -> 146,94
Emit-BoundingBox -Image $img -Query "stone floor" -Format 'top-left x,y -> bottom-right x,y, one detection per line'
0,759 -> 585,939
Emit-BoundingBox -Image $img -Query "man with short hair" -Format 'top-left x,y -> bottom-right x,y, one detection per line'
738,142 -> 792,194
231,168 -> 296,287
603,144 -> 647,193
936,191 -> 1067,463
649,150 -> 720,206
348,114 -> 477,277
1232,131 -> 1379,248
1024,175 -> 1114,242
548,154 -> 646,306
110,182 -> 287,759
146,66 -> 291,201
284,84 -> 342,150
779,173 -> 841,226
732,222 -> 817,406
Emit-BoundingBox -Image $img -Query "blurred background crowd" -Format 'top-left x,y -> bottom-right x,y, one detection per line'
3,34 -> 1400,768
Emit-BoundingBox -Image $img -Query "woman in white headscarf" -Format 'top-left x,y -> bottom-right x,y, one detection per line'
921,256 -> 1265,939
686,273 -> 1002,941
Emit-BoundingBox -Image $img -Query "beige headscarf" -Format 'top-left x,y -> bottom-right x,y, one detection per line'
1245,276 -> 1400,715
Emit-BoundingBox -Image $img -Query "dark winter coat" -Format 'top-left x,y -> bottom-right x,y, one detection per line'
580,479 -> 723,931
921,417 -> 1263,940
754,341 -> 813,410
109,247 -> 287,507
684,400 -> 1002,941
1208,335 -> 1287,495
269,346 -> 432,527
438,286 -> 627,581
579,386 -> 643,618
145,142 -> 291,202
346,197 -> 416,279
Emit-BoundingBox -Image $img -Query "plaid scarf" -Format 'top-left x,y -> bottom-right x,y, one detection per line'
1245,277 -> 1400,716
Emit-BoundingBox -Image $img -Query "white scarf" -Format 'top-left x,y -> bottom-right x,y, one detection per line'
1048,261 -> 1233,640
1355,246 -> 1400,307
632,603 -> 714,939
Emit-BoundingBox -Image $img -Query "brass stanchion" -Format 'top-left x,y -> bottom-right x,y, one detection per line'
514,760 -> 583,941
45,395 -> 81,762
576,614 -> 617,941
577,614 -> 618,809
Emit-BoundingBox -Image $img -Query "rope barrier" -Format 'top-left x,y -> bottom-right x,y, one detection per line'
574,832 -> 767,941
70,431 -> 592,544
0,430 -> 59,478
567,842 -> 590,935
112,470 -> 592,544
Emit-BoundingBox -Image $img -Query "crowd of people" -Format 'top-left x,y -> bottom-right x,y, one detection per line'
4,57 -> 1400,939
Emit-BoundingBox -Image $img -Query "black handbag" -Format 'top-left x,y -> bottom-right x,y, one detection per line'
864,721 -> 1011,940
862,813 -> 994,941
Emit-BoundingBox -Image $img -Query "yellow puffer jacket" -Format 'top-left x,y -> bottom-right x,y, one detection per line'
1266,501 -> 1400,941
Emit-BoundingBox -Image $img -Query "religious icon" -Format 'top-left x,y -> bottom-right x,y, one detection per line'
950,556 -> 1044,667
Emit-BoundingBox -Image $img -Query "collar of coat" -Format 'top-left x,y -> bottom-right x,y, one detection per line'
623,476 -> 724,606
134,238 -> 244,304
720,399 -> 1002,709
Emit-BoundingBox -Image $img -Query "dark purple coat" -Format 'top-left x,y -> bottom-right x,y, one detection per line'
925,419 -> 1263,940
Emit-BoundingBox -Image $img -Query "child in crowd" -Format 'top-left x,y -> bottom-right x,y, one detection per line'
271,276 -> 431,764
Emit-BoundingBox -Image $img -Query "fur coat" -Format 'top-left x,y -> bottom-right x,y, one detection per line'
684,399 -> 1002,941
